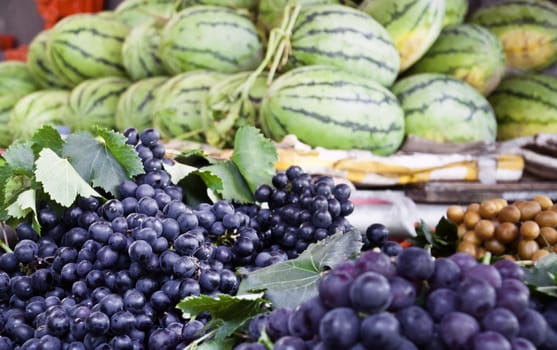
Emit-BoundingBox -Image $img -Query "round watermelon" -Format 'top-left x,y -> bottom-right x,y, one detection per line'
0,61 -> 40,96
488,74 -> 557,140
260,65 -> 405,155
409,24 -> 506,96
115,0 -> 178,26
27,30 -> 71,89
0,95 -> 23,147
122,21 -> 168,80
257,0 -> 339,31
392,73 -> 497,143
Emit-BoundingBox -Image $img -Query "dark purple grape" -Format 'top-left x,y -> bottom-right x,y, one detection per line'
449,252 -> 478,273
388,276 -> 416,312
267,308 -> 293,341
439,312 -> 480,349
354,251 -> 396,278
458,277 -> 496,319
511,337 -> 536,350
397,306 -> 434,346
360,312 -> 402,350
494,259 -> 525,281
319,270 -> 353,309
428,257 -> 461,290
396,247 -> 434,281
518,309 -> 548,346
472,331 -> 511,350
273,336 -> 308,350
496,279 -> 530,318
123,128 -> 139,145
381,241 -> 403,257
288,296 -> 327,340
426,288 -> 458,322
464,264 -> 502,289
85,311 -> 110,336
319,307 -> 360,348
349,271 -> 392,314
482,307 -> 519,339
366,223 -> 389,248
272,173 -> 289,189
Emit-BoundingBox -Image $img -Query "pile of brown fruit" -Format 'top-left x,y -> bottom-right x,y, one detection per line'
446,195 -> 557,261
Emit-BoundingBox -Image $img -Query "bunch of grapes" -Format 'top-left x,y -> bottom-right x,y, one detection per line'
447,196 -> 557,261
235,247 -> 555,350
361,223 -> 403,257
0,127 -> 357,349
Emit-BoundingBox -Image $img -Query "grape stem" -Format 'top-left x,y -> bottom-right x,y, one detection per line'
0,239 -> 12,253
481,251 -> 492,265
184,327 -> 218,350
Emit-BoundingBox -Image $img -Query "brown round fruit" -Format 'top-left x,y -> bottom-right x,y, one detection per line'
447,205 -> 465,224
549,204 -> 557,212
533,249 -> 550,262
484,238 -> 506,255
520,220 -> 540,240
463,210 -> 482,229
476,247 -> 487,259
467,203 -> 480,212
475,219 -> 495,240
457,241 -> 478,257
518,239 -> 539,260
457,224 -> 467,239
497,205 -> 521,223
502,254 -> 516,261
495,222 -> 519,244
516,201 -> 542,221
462,231 -> 482,245
535,210 -> 557,228
479,200 -> 499,219
539,227 -> 557,245
534,195 -> 553,210
494,198 -> 509,211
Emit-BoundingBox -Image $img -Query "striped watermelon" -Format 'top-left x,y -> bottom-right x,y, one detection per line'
443,0 -> 468,28
260,65 -> 405,155
47,14 -> 130,86
116,77 -> 168,132
408,24 -> 506,96
152,70 -> 226,141
8,90 -> 70,141
392,73 -> 497,143
257,0 -> 339,31
122,21 -> 168,80
27,30 -> 71,89
65,77 -> 131,131
488,74 -> 557,140
115,0 -> 179,26
359,0 -> 445,72
0,95 -> 23,147
470,0 -> 557,71
0,61 -> 40,97
159,6 -> 263,74
181,0 -> 257,10
287,4 -> 400,87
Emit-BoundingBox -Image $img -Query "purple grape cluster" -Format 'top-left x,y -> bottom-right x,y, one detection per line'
235,248 -> 555,350
0,128 -> 356,349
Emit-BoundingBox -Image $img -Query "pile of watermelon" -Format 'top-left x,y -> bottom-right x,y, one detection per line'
1,0 -> 557,153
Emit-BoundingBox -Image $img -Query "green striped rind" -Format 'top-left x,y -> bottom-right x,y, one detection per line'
160,6 -> 263,74
65,77 -> 131,131
8,90 -> 70,141
115,0 -> 179,26
260,65 -> 405,155
470,0 -> 557,71
0,95 -> 23,147
116,76 -> 168,132
257,0 -> 339,31
487,74 -> 557,140
0,61 -> 40,96
443,0 -> 468,28
288,4 -> 400,87
122,21 -> 168,81
181,0 -> 257,10
152,70 -> 226,141
392,73 -> 497,143
359,0 -> 445,71
409,24 -> 506,96
27,30 -> 71,89
47,14 -> 130,86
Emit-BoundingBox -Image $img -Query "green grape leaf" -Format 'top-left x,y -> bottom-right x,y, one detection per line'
163,160 -> 197,185
35,148 -> 101,207
524,253 -> 557,297
231,126 -> 277,194
63,129 -> 143,195
3,141 -> 35,175
30,125 -> 65,156
238,230 -> 363,309
5,188 -> 40,233
174,148 -> 216,167
3,175 -> 31,206
193,338 -> 235,350
177,293 -> 267,341
199,162 -> 254,203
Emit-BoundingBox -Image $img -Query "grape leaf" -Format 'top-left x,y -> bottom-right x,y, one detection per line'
163,160 -> 197,185
524,253 -> 557,297
3,175 -> 31,206
231,126 -> 277,194
30,125 -> 65,156
5,188 -> 40,233
94,127 -> 144,178
238,230 -> 363,309
35,148 -> 101,207
191,338 -> 236,350
3,141 -> 35,175
63,130 -> 143,195
199,162 -> 254,203
177,293 -> 267,341
174,148 -> 216,167
179,172 -> 213,208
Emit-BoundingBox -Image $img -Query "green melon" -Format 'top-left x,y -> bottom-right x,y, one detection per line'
115,0 -> 179,26
27,30 -> 71,89
257,0 -> 339,31
260,65 -> 405,155
392,73 -> 497,143
359,0 -> 445,71
488,74 -> 557,140
0,61 -> 40,96
0,95 -> 23,147
122,21 -> 168,80
409,24 -> 506,96
443,0 -> 468,28
470,0 -> 557,71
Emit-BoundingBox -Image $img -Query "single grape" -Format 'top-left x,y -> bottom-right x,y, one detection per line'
318,270 -> 353,308
366,223 -> 389,248
360,312 -> 403,350
349,271 -> 392,314
518,309 -> 548,346
472,331 -> 511,350
396,247 -> 435,281
319,307 -> 360,348
440,312 -> 480,349
510,337 -> 536,350
496,279 -> 530,318
428,258 -> 461,290
426,288 -> 459,322
482,307 -> 519,339
494,259 -> 525,281
458,277 -> 496,318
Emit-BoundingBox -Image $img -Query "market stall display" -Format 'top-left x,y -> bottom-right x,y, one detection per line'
0,0 -> 556,349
